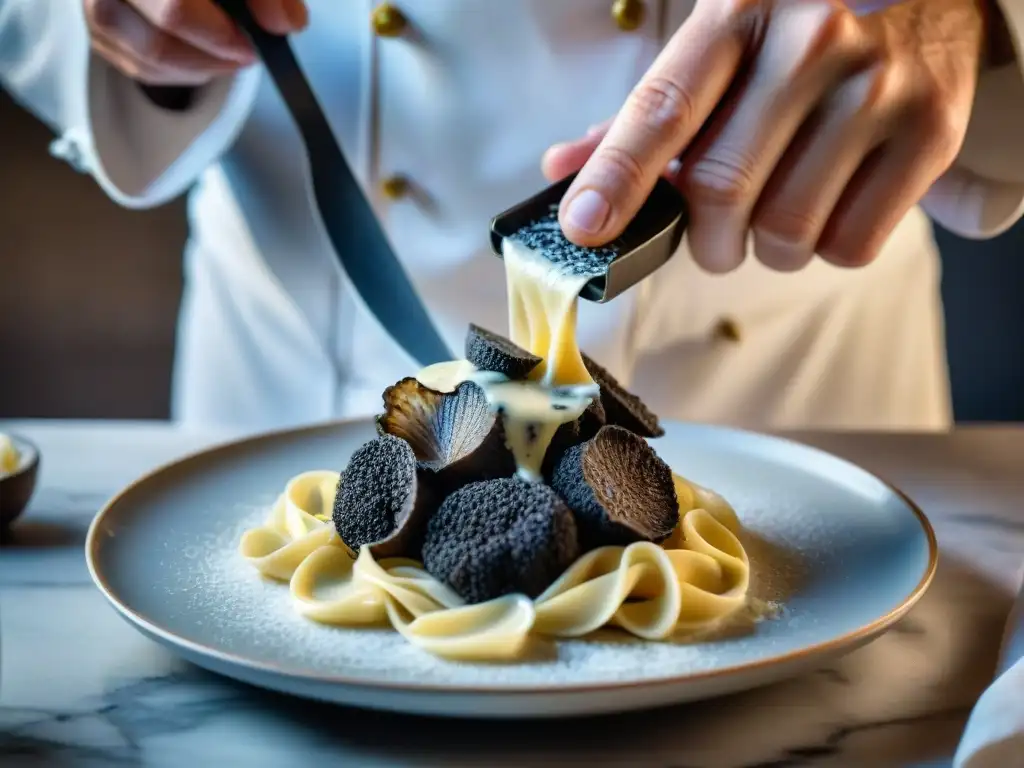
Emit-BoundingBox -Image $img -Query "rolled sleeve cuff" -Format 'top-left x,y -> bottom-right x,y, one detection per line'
84,54 -> 261,209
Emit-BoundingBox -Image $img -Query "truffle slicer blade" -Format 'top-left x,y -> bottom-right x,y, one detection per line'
489,174 -> 688,303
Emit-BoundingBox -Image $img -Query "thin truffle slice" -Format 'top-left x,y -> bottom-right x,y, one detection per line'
552,425 -> 678,549
465,324 -> 541,380
422,477 -> 580,604
582,353 -> 664,438
332,435 -> 437,559
377,377 -> 515,492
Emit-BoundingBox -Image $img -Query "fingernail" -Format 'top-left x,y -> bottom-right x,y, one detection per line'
564,189 -> 610,235
586,124 -> 604,136
286,0 -> 309,29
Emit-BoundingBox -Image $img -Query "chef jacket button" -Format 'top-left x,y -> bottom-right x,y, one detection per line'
380,174 -> 410,200
713,317 -> 742,343
611,0 -> 646,31
371,4 -> 408,37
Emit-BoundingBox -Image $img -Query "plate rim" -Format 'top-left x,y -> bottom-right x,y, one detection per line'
85,417 -> 939,695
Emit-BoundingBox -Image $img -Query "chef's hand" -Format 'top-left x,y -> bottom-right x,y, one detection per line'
543,0 -> 994,272
84,0 -> 308,86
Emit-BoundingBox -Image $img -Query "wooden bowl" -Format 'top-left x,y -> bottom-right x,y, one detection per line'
1,434 -> 40,532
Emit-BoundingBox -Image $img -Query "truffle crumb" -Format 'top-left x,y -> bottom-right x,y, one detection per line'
422,477 -> 580,604
465,324 -> 541,380
332,435 -> 437,559
582,353 -> 664,438
552,425 -> 678,549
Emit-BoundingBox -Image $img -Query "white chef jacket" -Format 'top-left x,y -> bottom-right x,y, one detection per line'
3,0 -> 1024,434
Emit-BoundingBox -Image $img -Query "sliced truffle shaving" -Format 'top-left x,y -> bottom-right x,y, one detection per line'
581,353 -> 663,438
552,425 -> 678,548
422,477 -> 580,604
377,377 -> 515,490
465,323 -> 542,380
331,435 -> 437,559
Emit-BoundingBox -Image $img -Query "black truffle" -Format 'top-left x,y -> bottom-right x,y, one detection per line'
465,324 -> 542,381
422,477 -> 580,604
377,377 -> 516,493
582,353 -> 664,438
552,425 -> 678,549
332,434 -> 437,559
540,397 -> 607,480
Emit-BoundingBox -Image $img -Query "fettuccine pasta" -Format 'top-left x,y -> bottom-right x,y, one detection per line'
239,469 -> 752,661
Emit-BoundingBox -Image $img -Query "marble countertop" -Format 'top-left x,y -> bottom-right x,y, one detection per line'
1,420 -> 1023,768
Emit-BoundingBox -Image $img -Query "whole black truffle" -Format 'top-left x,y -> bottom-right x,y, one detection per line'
582,353 -> 664,438
377,377 -> 516,493
422,477 -> 580,604
465,324 -> 542,381
552,425 -> 678,549
332,435 -> 437,559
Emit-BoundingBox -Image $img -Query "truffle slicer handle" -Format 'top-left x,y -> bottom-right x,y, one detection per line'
490,175 -> 688,303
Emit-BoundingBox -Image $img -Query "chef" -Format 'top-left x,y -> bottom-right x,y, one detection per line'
2,0 -> 1023,433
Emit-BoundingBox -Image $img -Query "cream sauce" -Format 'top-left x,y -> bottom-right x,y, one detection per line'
413,237 -> 601,480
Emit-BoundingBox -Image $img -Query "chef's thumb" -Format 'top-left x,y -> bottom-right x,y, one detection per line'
557,116 -> 673,247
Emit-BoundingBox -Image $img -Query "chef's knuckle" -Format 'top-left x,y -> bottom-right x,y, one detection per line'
594,144 -> 648,191
628,76 -> 696,139
807,4 -> 860,60
914,91 -> 965,167
85,0 -> 118,31
685,149 -> 757,208
754,206 -> 818,247
154,0 -> 191,33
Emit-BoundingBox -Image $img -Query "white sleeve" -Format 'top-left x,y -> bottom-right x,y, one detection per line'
0,0 -> 260,210
921,0 -> 1024,238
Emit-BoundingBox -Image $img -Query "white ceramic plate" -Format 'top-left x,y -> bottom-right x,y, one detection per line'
86,420 -> 936,718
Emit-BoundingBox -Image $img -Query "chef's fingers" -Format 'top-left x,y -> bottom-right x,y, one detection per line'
544,120 -> 683,183
557,3 -> 745,247
750,67 -> 894,272
681,3 -> 872,273
817,130 -> 955,268
541,124 -> 610,182
114,0 -> 249,61
246,0 -> 308,34
88,0 -> 245,85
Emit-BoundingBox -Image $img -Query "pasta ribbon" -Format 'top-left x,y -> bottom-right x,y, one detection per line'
239,471 -> 753,661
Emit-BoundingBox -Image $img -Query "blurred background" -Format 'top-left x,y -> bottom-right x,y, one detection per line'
2,86 -> 1023,423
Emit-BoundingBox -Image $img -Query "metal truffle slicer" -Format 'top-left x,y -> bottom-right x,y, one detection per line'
489,173 -> 688,302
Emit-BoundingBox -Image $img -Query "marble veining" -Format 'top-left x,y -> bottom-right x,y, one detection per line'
2,421 -> 1023,767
